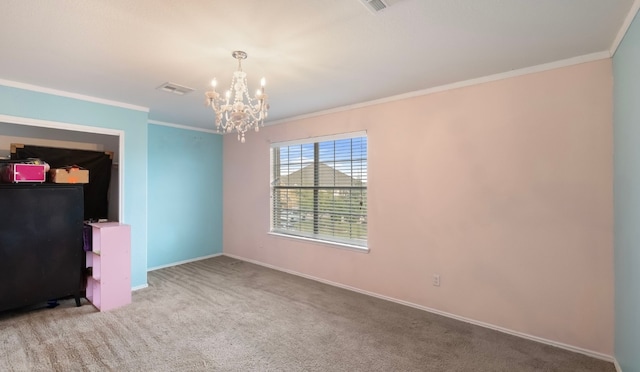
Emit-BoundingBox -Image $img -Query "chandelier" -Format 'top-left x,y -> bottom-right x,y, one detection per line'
205,50 -> 269,143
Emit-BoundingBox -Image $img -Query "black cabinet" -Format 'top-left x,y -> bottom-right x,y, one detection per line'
0,183 -> 84,312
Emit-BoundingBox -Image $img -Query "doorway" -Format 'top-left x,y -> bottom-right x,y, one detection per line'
0,114 -> 124,221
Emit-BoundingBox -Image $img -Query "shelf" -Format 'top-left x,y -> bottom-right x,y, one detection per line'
84,223 -> 131,311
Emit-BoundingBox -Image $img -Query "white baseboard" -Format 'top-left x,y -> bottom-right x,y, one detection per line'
223,253 -> 614,363
131,283 -> 148,291
614,358 -> 623,372
147,253 -> 223,272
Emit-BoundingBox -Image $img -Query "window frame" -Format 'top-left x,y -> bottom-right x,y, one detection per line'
270,131 -> 368,250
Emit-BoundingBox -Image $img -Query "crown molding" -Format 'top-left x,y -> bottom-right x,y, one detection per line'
0,79 -> 149,113
610,0 -> 640,56
148,119 -> 220,134
267,51 -> 611,126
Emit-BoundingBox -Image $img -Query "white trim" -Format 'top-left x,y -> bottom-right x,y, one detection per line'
265,51 -> 611,126
270,130 -> 367,147
118,132 -> 125,223
0,114 -> 123,136
614,359 -> 623,372
0,114 -> 126,222
148,119 -> 221,135
223,253 -> 615,363
267,232 -> 369,253
0,79 -> 149,113
610,0 -> 640,56
147,253 -> 223,272
131,283 -> 149,291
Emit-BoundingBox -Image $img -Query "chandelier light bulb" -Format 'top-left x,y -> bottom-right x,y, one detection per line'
211,79 -> 217,88
260,77 -> 266,87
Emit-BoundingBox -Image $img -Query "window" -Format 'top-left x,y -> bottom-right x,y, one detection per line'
271,132 -> 368,248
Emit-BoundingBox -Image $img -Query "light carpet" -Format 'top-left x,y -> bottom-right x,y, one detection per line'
0,256 -> 615,371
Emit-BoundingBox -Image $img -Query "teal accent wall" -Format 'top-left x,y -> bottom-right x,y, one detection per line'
0,85 -> 149,288
613,10 -> 640,372
147,124 -> 223,269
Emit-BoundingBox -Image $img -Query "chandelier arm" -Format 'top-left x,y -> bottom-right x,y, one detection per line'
243,107 -> 264,123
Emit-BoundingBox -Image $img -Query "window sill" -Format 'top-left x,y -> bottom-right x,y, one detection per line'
267,232 -> 369,253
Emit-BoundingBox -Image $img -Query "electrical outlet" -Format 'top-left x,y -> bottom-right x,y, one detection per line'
432,274 -> 441,287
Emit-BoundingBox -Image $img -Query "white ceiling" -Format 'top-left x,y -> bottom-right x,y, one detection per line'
0,0 -> 635,131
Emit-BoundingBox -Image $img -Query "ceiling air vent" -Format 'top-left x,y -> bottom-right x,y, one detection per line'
156,82 -> 194,95
359,0 -> 388,13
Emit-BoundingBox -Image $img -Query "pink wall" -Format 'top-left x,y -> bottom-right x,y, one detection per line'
223,59 -> 614,355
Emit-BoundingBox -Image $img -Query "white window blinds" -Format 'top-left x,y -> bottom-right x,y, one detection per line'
271,133 -> 368,247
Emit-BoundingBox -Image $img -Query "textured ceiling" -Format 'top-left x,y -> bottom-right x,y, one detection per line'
0,0 -> 635,130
